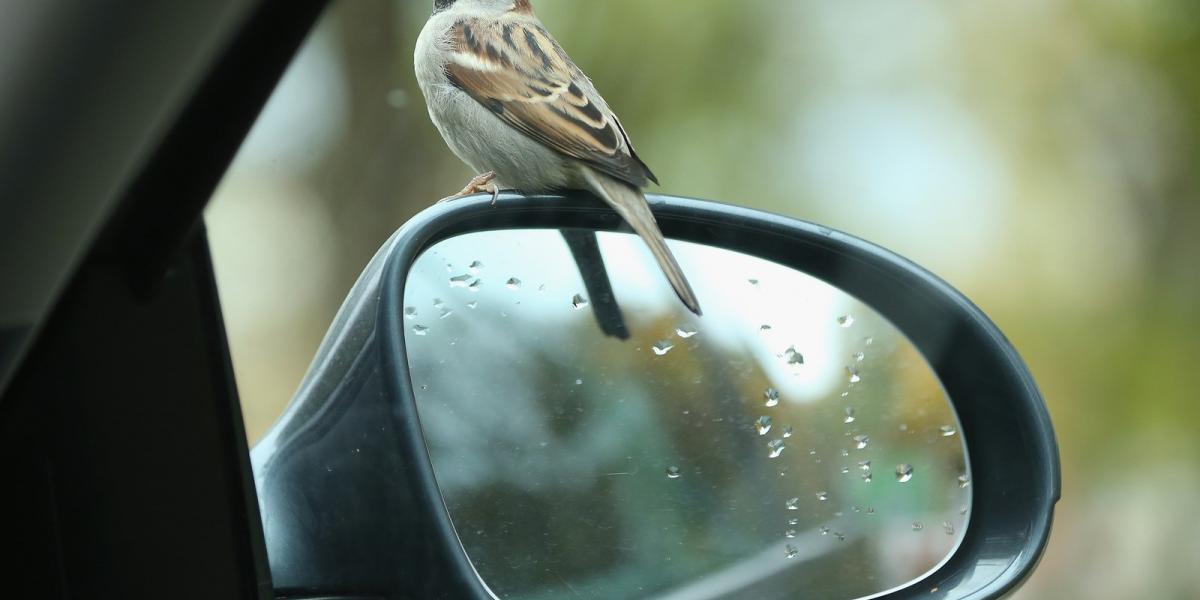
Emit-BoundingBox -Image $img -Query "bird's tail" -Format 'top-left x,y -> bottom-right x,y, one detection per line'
580,166 -> 702,316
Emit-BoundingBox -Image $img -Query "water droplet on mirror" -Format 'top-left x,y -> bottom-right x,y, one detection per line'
748,278 -> 760,287
840,466 -> 850,474
943,521 -> 956,535
767,439 -> 786,458
940,425 -> 957,437
912,522 -> 924,531
786,497 -> 800,510
858,460 -> 871,471
788,517 -> 799,526
958,474 -> 971,488
572,294 -> 589,309
755,416 -> 772,436
785,528 -> 797,538
666,466 -> 681,479
506,277 -> 522,290
468,260 -> 484,274
450,274 -> 472,287
759,324 -> 773,335
853,435 -> 869,450
784,544 -> 799,559
833,531 -> 845,541
433,298 -> 445,309
843,407 -> 856,423
862,472 -> 873,483
466,301 -> 478,309
864,336 -> 875,346
412,325 -> 429,336
782,425 -> 794,438
838,315 -> 855,328
652,340 -> 675,356
896,464 -> 914,483
815,490 -> 829,502
784,346 -> 805,366
439,309 -> 454,320
853,351 -> 865,362
764,388 -> 780,407
840,449 -> 850,457
846,367 -> 862,384
404,306 -> 418,319
676,327 -> 699,338
819,526 -> 830,536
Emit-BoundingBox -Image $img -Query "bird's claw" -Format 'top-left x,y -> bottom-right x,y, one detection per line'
438,171 -> 500,205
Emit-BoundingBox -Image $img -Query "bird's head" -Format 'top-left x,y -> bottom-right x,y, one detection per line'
434,0 -> 534,16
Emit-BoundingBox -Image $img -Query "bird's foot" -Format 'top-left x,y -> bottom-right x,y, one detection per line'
438,171 -> 500,205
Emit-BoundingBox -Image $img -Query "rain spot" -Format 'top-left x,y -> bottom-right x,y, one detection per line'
782,425 -> 794,438
862,472 -> 873,483
468,279 -> 483,292
433,298 -> 445,309
785,544 -> 799,559
439,309 -> 454,320
958,474 -> 971,488
815,491 -> 829,502
943,521 -> 956,535
467,301 -> 478,309
755,416 -> 773,436
896,464 -> 915,483
843,407 -> 856,424
786,497 -> 800,510
912,522 -> 924,532
846,367 -> 862,384
788,517 -> 799,525
412,325 -> 429,336
853,434 -> 870,450
506,277 -> 522,290
853,351 -> 865,362
748,278 -> 760,287
404,306 -> 418,319
676,327 -> 699,338
819,526 -> 830,536
940,425 -> 958,437
572,294 -> 589,310
450,274 -> 472,288
767,439 -> 786,458
785,529 -> 798,539
652,340 -> 675,356
858,460 -> 871,471
759,324 -> 773,335
783,346 -> 805,367
838,315 -> 855,328
468,260 -> 484,274
764,388 -> 780,407
666,466 -> 681,479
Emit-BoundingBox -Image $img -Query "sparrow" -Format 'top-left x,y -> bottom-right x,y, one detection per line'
414,0 -> 702,316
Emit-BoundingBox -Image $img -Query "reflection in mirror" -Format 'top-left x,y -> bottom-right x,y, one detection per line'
404,229 -> 970,600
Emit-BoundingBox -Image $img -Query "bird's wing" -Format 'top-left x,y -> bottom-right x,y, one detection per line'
443,18 -> 658,188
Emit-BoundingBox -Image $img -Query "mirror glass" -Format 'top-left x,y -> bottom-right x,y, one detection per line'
404,229 -> 970,600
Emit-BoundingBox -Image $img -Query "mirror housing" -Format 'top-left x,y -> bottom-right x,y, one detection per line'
252,193 -> 1060,600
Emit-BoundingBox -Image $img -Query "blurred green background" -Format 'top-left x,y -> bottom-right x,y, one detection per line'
206,0 -> 1200,597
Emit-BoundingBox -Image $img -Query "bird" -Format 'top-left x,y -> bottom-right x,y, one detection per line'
414,0 -> 702,316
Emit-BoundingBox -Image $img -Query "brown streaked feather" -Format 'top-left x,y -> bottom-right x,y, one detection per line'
444,17 -> 658,188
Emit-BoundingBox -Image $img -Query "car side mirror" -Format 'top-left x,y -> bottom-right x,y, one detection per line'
251,193 -> 1059,600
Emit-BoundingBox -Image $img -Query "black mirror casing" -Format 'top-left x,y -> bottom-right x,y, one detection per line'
252,193 -> 1060,600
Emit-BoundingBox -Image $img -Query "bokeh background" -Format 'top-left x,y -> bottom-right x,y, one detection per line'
206,0 -> 1200,597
